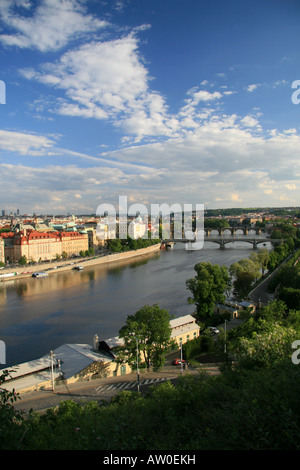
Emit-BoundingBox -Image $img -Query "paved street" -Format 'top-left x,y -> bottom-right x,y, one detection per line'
12,354 -> 220,413
249,251 -> 295,306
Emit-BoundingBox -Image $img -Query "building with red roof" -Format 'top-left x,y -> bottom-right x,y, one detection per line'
0,229 -> 89,263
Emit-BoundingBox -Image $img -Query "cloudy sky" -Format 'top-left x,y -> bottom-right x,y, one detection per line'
0,0 -> 299,215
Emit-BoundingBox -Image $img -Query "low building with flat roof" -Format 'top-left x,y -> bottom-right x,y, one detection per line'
170,314 -> 200,346
0,315 -> 201,393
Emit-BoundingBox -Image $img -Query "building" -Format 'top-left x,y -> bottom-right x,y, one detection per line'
58,231 -> 89,257
0,232 -> 16,263
1,315 -> 200,393
96,218 -> 118,242
14,229 -> 62,263
0,229 -> 89,263
170,314 -> 200,346
85,227 -> 105,250
0,237 -> 4,264
214,299 -> 256,319
128,217 -> 147,240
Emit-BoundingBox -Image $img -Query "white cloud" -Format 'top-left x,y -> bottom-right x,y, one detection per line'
0,0 -> 108,52
1,115 -> 300,212
188,90 -> 222,103
247,83 -> 261,92
230,193 -> 242,202
21,34 -> 182,142
285,183 -> 297,190
240,115 -> 261,128
0,129 -> 55,155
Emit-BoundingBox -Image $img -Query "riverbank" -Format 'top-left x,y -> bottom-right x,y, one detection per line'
0,243 -> 162,282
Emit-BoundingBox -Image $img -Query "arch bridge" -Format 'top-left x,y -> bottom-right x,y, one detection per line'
203,226 -> 269,236
163,236 -> 282,249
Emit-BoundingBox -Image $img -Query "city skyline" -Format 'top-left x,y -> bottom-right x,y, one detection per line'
0,0 -> 299,214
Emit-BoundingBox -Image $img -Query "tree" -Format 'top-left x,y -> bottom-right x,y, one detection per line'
279,287 -> 300,310
0,370 -> 25,449
229,258 -> 261,281
250,248 -> 270,276
107,239 -> 123,253
235,322 -> 297,369
18,255 -> 27,266
186,262 -> 231,321
118,304 -> 172,371
229,257 -> 261,298
233,270 -> 256,299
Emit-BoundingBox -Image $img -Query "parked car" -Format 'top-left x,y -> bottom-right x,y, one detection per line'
208,326 -> 219,335
172,358 -> 186,365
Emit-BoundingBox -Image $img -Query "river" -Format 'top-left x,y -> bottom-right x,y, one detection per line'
0,235 -> 273,367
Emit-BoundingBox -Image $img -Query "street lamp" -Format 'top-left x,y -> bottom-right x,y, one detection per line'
180,340 -> 183,374
130,333 -> 140,392
224,319 -> 228,355
50,350 -> 55,391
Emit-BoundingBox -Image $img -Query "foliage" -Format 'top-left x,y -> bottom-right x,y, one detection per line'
108,236 -> 160,253
18,255 -> 27,266
249,248 -> 269,276
234,322 -> 298,369
119,304 -> 172,370
267,256 -> 300,308
229,258 -> 261,280
186,262 -> 231,321
0,370 -> 26,450
204,218 -> 230,229
12,360 -> 300,450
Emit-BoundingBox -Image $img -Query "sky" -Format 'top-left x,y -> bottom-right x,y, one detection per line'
0,0 -> 300,215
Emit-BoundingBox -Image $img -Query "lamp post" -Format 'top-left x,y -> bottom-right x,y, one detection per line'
180,340 -> 183,374
130,333 -> 140,392
224,319 -> 228,355
50,350 -> 55,391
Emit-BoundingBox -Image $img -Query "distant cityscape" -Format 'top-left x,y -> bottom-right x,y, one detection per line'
0,206 -> 299,266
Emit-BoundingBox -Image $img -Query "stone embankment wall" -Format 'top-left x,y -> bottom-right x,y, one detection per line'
0,243 -> 162,281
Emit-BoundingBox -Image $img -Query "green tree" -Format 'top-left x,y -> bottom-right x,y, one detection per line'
0,370 -> 25,449
233,270 -> 256,299
119,304 -> 172,370
18,255 -> 27,266
278,287 -> 300,310
186,262 -> 231,321
229,258 -> 261,280
250,248 -> 270,276
107,239 -> 123,253
234,322 -> 297,369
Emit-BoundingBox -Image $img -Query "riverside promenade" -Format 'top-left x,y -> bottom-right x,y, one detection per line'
0,243 -> 162,281
12,355 -> 220,414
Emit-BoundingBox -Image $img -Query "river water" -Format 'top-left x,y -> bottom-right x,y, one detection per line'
0,235 -> 273,367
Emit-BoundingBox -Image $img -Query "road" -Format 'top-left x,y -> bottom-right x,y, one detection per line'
12,353 -> 220,413
249,251 -> 295,306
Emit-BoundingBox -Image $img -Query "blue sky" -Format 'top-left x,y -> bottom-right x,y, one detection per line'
0,0 -> 299,215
